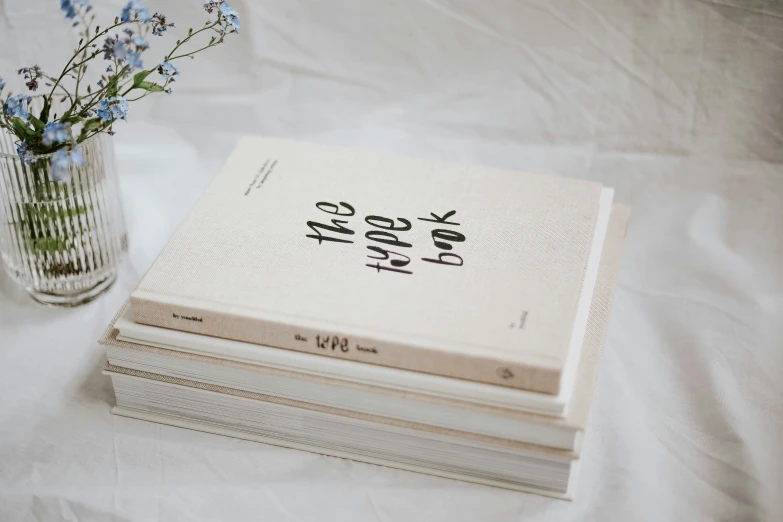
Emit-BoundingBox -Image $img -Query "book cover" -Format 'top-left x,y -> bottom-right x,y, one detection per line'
130,137 -> 610,393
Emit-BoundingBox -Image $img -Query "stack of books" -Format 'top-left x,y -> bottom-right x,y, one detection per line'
99,137 -> 629,499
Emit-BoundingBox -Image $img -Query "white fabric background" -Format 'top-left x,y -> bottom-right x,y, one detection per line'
1,0 -> 782,520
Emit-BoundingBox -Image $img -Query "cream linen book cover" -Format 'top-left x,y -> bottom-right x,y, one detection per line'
130,137 -> 604,394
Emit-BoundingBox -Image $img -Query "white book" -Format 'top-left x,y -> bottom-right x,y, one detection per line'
118,184 -> 614,417
129,137 -> 615,394
106,368 -> 580,499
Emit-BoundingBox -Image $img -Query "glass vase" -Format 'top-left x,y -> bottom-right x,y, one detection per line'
0,131 -> 127,306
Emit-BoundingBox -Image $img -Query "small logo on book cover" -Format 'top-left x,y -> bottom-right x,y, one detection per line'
172,313 -> 203,323
496,367 -> 514,380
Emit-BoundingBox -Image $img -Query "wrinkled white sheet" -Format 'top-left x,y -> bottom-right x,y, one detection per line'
1,1 -> 782,520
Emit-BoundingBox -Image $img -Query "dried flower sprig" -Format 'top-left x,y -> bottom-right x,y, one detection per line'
0,0 -> 240,181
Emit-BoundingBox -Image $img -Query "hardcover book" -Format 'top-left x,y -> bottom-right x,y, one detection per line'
130,137 -> 615,394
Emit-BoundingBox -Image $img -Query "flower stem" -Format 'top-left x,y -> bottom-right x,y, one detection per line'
48,21 -> 124,102
125,92 -> 152,102
165,21 -> 221,61
41,73 -> 75,106
168,38 -> 224,61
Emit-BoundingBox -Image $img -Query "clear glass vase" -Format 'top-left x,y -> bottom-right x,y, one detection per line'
0,131 -> 127,306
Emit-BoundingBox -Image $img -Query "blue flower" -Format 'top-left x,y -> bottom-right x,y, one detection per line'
97,79 -> 104,88
50,148 -> 84,182
70,149 -> 84,168
121,0 -> 151,23
96,96 -> 130,122
125,51 -> 143,69
103,35 -> 144,69
204,1 -> 239,33
106,65 -> 113,72
61,0 -> 90,21
220,2 -> 240,33
60,0 -> 78,20
149,13 -> 174,36
158,61 -> 178,81
165,88 -> 173,95
42,122 -> 72,147
3,94 -> 32,120
132,36 -> 149,50
16,142 -> 35,165
103,35 -> 123,60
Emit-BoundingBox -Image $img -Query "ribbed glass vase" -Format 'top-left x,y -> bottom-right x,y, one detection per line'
0,131 -> 127,306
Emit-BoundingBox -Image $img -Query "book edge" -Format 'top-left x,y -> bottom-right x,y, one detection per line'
110,404 -> 573,500
103,363 -> 577,459
565,203 -> 630,428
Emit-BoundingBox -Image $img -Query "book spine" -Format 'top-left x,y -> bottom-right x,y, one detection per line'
129,292 -> 561,394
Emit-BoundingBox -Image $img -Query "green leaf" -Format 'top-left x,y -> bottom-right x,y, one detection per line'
136,81 -> 165,93
77,117 -> 105,142
132,70 -> 153,88
28,115 -> 46,133
12,118 -> 36,139
40,97 -> 51,124
82,117 -> 103,132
